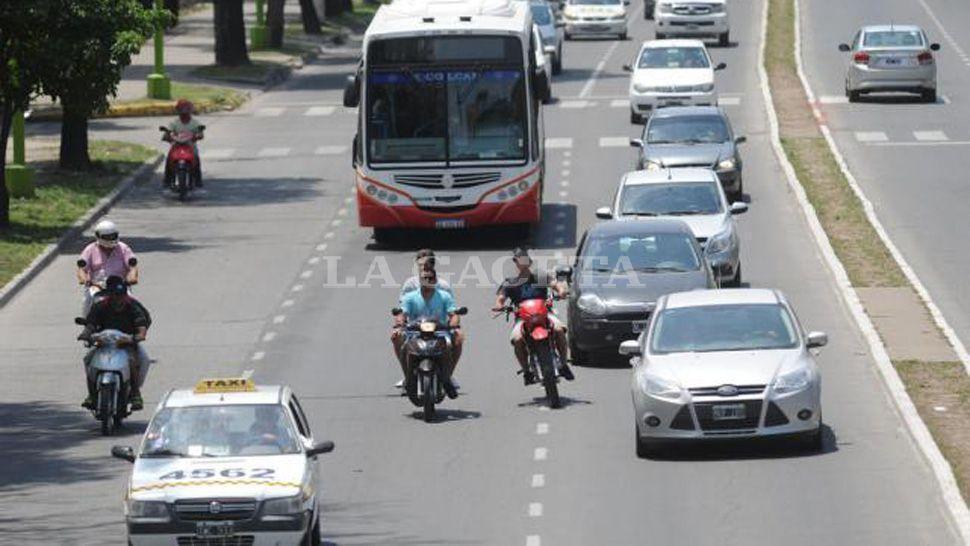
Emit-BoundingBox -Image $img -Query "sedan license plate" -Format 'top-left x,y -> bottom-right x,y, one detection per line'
712,403 -> 746,421
434,218 -> 466,229
196,521 -> 234,538
631,320 -> 648,333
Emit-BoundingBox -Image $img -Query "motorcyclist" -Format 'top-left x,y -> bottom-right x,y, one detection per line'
76,219 -> 138,316
395,269 -> 463,399
394,249 -> 454,389
77,275 -> 151,411
163,99 -> 204,187
492,248 -> 574,384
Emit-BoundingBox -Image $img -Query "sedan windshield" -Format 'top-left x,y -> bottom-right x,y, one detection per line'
581,232 -> 701,272
651,304 -> 799,353
531,4 -> 553,25
620,182 -> 723,216
647,115 -> 729,144
863,31 -> 924,48
140,405 -> 302,458
638,47 -> 709,69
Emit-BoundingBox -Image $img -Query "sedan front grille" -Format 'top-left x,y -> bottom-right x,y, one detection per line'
177,537 -> 255,546
174,499 -> 257,522
764,401 -> 790,427
694,400 -> 762,431
688,384 -> 766,397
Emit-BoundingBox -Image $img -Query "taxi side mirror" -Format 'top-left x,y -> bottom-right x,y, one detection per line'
111,445 -> 135,463
307,441 -> 335,457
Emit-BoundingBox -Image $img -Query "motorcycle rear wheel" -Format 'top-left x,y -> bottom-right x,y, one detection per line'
177,170 -> 189,201
536,343 -> 561,409
99,383 -> 115,436
421,373 -> 436,422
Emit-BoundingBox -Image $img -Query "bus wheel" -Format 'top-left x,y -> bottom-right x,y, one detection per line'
373,228 -> 395,246
512,223 -> 533,242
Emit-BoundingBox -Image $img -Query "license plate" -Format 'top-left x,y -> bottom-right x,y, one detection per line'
434,218 -> 466,229
632,320 -> 648,333
712,403 -> 746,421
686,24 -> 699,30
196,521 -> 234,538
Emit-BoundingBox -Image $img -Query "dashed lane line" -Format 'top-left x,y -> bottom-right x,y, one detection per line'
536,423 -> 549,435
251,351 -> 265,361
528,503 -> 543,517
526,535 -> 541,546
854,131 -> 888,143
201,148 -> 235,160
913,130 -> 949,142
315,145 -> 349,155
599,136 -> 631,147
559,100 -> 591,108
305,106 -> 336,116
254,107 -> 285,117
545,137 -> 573,149
531,474 -> 545,488
534,447 -> 548,461
281,299 -> 295,308
258,147 -> 291,157
580,40 -> 621,98
273,315 -> 286,324
262,332 -> 277,342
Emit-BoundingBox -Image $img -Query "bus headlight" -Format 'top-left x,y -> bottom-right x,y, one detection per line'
362,182 -> 406,206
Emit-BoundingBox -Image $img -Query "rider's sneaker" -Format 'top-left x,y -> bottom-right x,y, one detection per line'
523,370 -> 537,386
559,364 -> 575,381
130,393 -> 144,411
443,379 -> 459,399
81,395 -> 95,410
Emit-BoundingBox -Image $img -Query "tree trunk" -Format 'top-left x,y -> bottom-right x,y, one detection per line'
341,0 -> 353,14
267,0 -> 286,47
60,108 -> 91,171
323,0 -> 343,18
0,105 -> 12,229
300,0 -> 325,32
213,0 -> 250,66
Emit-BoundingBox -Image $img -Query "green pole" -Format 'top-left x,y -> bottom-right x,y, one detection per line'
5,109 -> 35,198
146,0 -> 171,99
250,0 -> 269,50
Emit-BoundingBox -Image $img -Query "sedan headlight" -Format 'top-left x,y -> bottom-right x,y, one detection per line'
773,368 -> 812,394
644,160 -> 662,171
577,293 -> 607,316
705,224 -> 734,254
693,83 -> 715,93
716,158 -> 736,171
708,3 -> 725,13
658,3 -> 673,13
638,373 -> 683,400
127,500 -> 170,521
632,83 -> 650,94
609,12 -> 626,20
563,12 -> 578,20
263,494 -> 305,517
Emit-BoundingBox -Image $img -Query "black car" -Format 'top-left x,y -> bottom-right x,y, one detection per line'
564,218 -> 716,364
629,106 -> 746,201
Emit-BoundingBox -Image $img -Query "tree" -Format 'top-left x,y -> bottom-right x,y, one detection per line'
0,2 -> 49,228
323,0 -> 344,18
214,0 -> 250,66
299,0 -> 323,34
267,0 -> 286,48
41,0 -> 155,170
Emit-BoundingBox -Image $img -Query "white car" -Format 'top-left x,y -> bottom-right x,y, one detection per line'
654,0 -> 729,46
596,168 -> 747,286
624,39 -> 724,123
111,377 -> 335,546
562,0 -> 629,40
839,24 -> 940,103
620,289 -> 827,457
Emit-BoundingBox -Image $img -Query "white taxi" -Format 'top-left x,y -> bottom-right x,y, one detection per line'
624,39 -> 725,123
111,377 -> 335,546
562,0 -> 629,41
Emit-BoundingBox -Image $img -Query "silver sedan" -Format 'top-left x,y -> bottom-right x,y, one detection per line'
620,288 -> 827,457
839,24 -> 940,103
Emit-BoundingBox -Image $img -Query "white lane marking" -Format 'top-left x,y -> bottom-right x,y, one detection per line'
914,0 -> 970,63
536,423 -> 549,435
554,237 -> 565,245
555,224 -> 565,232
533,447 -> 547,461
262,332 -> 277,342
343,197 -> 353,204
545,137 -> 573,149
273,315 -> 286,324
561,180 -> 570,187
599,136 -> 631,147
292,284 -> 304,292
913,130 -> 948,142
258,147 -> 291,157
611,99 -> 630,108
241,369 -> 255,379
580,40 -> 620,98
556,211 -> 566,218
308,256 -> 321,265
559,100 -> 591,108
305,106 -> 335,116
316,243 -> 328,251
559,190 -> 568,198
281,299 -> 295,308
201,148 -> 235,160
854,131 -> 888,143
561,169 -> 571,177
718,96 -> 742,106
818,95 -> 848,104
251,351 -> 265,361
315,145 -> 349,155
532,474 -> 545,488
563,150 -> 572,157
528,503 -> 543,517
867,140 -> 970,147
526,536 -> 541,546
324,231 -> 335,239
331,219 -> 343,227
300,270 -> 313,279
562,159 -> 571,167
935,406 -> 948,412
337,208 -> 348,216
255,107 -> 285,117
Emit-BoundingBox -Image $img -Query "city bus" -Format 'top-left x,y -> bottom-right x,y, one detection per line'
344,0 -> 552,243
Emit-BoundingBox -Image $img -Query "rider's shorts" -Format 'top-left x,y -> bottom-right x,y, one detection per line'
511,312 -> 564,343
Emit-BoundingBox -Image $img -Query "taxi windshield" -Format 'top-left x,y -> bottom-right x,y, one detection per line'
140,405 -> 302,458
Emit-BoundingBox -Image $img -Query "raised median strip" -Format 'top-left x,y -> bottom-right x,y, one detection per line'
762,0 -> 970,539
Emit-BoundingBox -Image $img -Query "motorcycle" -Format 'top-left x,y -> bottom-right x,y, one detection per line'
392,306 -> 468,422
496,298 -> 567,409
159,125 -> 204,200
75,321 -> 135,435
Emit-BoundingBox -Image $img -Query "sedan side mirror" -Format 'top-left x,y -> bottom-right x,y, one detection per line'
734,135 -> 747,144
729,202 -> 748,215
714,62 -> 727,71
75,317 -> 88,326
307,441 -> 335,457
838,43 -> 851,52
930,43 -> 941,51
618,340 -> 641,356
595,206 -> 613,219
806,331 -> 828,348
555,265 -> 573,281
629,137 -> 644,148
111,445 -> 135,463
622,64 -> 634,72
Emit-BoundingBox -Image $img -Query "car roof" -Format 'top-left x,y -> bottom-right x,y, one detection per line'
621,168 -> 720,186
162,384 -> 285,408
642,38 -> 707,49
587,217 -> 694,237
861,24 -> 924,34
663,288 -> 784,309
649,105 -> 725,119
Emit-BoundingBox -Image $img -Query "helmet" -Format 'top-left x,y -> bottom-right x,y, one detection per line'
105,275 -> 127,296
175,99 -> 193,114
94,219 -> 119,248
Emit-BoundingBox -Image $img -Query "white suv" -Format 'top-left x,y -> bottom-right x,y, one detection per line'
624,39 -> 725,123
654,0 -> 730,46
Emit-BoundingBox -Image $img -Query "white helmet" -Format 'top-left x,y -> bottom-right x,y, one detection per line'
94,219 -> 119,248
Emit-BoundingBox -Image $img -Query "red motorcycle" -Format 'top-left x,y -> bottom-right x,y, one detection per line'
497,297 -> 566,409
159,125 -> 204,200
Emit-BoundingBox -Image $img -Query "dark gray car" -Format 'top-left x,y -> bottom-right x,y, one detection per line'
564,218 -> 716,364
531,0 -> 564,75
629,106 -> 746,201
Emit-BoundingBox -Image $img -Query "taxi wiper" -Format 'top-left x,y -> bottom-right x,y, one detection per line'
624,211 -> 659,216
141,449 -> 185,458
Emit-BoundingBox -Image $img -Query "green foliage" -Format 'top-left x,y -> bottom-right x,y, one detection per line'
0,1 -> 51,111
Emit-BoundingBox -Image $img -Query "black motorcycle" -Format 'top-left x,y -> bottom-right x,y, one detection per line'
392,307 -> 467,422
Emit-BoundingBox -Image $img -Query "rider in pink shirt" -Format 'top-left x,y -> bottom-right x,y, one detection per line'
76,219 -> 139,314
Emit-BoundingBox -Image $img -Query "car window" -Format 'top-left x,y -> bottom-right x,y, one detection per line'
530,4 -> 553,25
650,303 -> 799,353
863,30 -> 924,48
140,405 -> 303,458
580,232 -> 701,272
620,182 -> 723,216
638,47 -> 710,69
288,396 -> 312,438
646,115 -> 729,143
851,30 -> 862,50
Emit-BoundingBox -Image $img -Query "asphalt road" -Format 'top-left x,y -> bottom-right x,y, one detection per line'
799,0 -> 970,351
0,0 -> 961,544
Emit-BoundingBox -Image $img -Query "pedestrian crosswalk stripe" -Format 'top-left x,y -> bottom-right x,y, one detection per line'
610,99 -> 629,108
255,107 -> 285,117
913,130 -> 948,142
315,145 -> 348,155
599,136 -> 630,147
545,137 -> 573,149
305,106 -> 335,116
258,147 -> 291,157
201,148 -> 235,160
854,131 -> 888,143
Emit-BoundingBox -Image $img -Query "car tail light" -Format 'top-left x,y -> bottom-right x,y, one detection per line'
917,51 -> 934,65
853,51 -> 870,65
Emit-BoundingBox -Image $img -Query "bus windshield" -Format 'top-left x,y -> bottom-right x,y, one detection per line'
366,36 -> 528,165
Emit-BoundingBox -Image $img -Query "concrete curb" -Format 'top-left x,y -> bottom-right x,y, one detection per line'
0,154 -> 163,309
759,0 -> 970,542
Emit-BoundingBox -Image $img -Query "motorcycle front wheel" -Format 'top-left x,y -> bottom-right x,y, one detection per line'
177,170 -> 189,201
98,383 -> 116,436
421,372 -> 436,423
536,343 -> 561,409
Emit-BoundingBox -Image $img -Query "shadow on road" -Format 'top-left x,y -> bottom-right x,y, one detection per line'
407,408 -> 482,423
640,423 -> 839,462
123,175 -> 323,210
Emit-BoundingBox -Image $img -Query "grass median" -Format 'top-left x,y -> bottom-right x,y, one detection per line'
0,141 -> 156,287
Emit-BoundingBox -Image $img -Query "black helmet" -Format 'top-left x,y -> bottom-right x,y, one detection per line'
105,275 -> 127,295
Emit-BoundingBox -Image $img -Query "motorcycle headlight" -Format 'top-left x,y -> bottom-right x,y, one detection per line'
638,372 -> 683,400
705,224 -> 734,255
773,368 -> 812,394
577,293 -> 607,316
716,158 -> 736,171
127,500 -> 170,521
694,83 -> 715,93
262,494 -> 305,517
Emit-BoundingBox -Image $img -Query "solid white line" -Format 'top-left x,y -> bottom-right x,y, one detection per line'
273,315 -> 286,324
536,422 -> 549,435
526,536 -> 541,546
315,145 -> 349,155
599,136 -> 631,147
201,148 -> 235,160
528,503 -> 543,517
914,0 -> 970,61
252,351 -> 265,361
580,40 -> 621,98
545,137 -> 573,149
262,332 -> 277,342
305,106 -> 335,116
258,147 -> 291,157
913,130 -> 948,142
783,1 -> 970,539
533,447 -> 547,461
255,107 -> 285,117
854,131 -> 888,143
532,473 -> 545,488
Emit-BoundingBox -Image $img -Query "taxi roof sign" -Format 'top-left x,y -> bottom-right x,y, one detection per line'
193,377 -> 257,394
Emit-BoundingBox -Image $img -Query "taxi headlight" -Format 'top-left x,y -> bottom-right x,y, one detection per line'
694,83 -> 715,93
128,500 -> 170,521
773,368 -> 812,394
716,158 -> 736,171
262,494 -> 305,517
